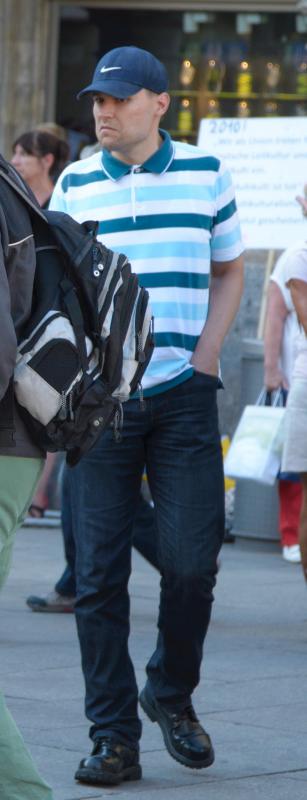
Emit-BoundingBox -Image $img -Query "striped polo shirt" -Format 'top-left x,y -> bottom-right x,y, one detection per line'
50,130 -> 243,395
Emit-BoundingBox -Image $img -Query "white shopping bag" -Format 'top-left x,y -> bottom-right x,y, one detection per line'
224,403 -> 285,486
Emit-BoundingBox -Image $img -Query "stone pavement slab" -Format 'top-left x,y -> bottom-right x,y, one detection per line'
1,526 -> 307,799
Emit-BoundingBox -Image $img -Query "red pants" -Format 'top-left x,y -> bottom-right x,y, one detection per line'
278,479 -> 302,547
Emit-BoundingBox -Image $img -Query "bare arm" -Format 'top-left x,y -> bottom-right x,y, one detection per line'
190,255 -> 244,375
288,278 -> 307,335
263,282 -> 289,391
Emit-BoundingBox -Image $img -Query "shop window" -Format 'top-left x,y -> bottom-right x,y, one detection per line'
170,10 -> 307,141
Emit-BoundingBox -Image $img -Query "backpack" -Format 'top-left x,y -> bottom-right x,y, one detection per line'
0,159 -> 154,466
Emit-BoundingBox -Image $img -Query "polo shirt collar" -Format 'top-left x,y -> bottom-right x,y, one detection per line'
100,129 -> 174,181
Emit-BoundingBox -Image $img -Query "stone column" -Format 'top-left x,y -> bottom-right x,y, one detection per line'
0,0 -> 59,158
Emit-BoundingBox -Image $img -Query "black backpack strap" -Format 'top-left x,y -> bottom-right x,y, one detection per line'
60,278 -> 89,372
0,379 -> 16,447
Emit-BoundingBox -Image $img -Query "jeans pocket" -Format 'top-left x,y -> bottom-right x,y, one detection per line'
193,370 -> 223,390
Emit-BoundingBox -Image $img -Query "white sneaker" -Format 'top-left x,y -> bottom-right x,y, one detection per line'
282,545 -> 301,563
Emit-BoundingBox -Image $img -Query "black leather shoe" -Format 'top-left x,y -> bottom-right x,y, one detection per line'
75,738 -> 142,786
139,684 -> 214,769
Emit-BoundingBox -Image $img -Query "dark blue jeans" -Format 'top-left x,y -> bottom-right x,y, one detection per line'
55,466 -> 76,596
70,372 -> 225,747
55,468 -> 159,596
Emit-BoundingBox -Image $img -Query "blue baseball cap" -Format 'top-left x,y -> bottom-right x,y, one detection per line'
77,46 -> 169,99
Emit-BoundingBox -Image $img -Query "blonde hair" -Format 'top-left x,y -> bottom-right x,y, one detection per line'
35,122 -> 68,143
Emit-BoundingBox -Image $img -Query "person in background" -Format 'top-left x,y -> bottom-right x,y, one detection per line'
11,128 -> 70,518
50,46 -> 244,786
0,154 -> 53,800
281,237 -> 307,584
26,471 -> 160,612
79,140 -> 101,159
12,128 -> 69,208
264,244 -> 303,563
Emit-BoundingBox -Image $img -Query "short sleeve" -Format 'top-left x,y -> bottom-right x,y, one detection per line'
210,160 -> 244,263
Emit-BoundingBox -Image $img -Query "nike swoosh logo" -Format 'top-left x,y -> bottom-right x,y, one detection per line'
100,66 -> 122,73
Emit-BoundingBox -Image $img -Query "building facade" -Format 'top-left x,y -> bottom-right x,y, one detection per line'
1,1 -> 306,157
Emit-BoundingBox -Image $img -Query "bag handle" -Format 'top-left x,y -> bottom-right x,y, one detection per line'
256,388 -> 286,408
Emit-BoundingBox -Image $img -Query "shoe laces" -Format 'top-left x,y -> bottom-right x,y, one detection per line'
171,704 -> 198,727
93,737 -> 116,756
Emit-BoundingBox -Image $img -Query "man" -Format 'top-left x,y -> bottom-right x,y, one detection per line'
50,45 -> 244,786
0,155 -> 53,798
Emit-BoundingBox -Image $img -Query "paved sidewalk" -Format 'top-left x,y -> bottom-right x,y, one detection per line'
1,525 -> 307,800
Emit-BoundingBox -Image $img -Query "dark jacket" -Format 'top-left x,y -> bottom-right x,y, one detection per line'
0,156 -> 44,457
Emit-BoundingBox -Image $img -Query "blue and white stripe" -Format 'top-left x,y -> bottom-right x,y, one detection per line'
50,130 -> 243,394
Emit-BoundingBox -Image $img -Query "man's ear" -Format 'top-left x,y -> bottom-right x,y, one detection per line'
156,92 -> 171,118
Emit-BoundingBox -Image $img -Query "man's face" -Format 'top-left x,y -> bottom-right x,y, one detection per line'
92,88 -> 169,159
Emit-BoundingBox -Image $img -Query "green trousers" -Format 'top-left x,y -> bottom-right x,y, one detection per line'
0,456 -> 53,800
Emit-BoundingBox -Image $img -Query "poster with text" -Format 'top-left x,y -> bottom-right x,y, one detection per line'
198,117 -> 307,250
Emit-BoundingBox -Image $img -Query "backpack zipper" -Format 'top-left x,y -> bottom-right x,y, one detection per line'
129,316 -> 154,399
59,391 -> 68,420
113,403 -> 123,442
58,388 -> 75,422
137,382 -> 146,411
